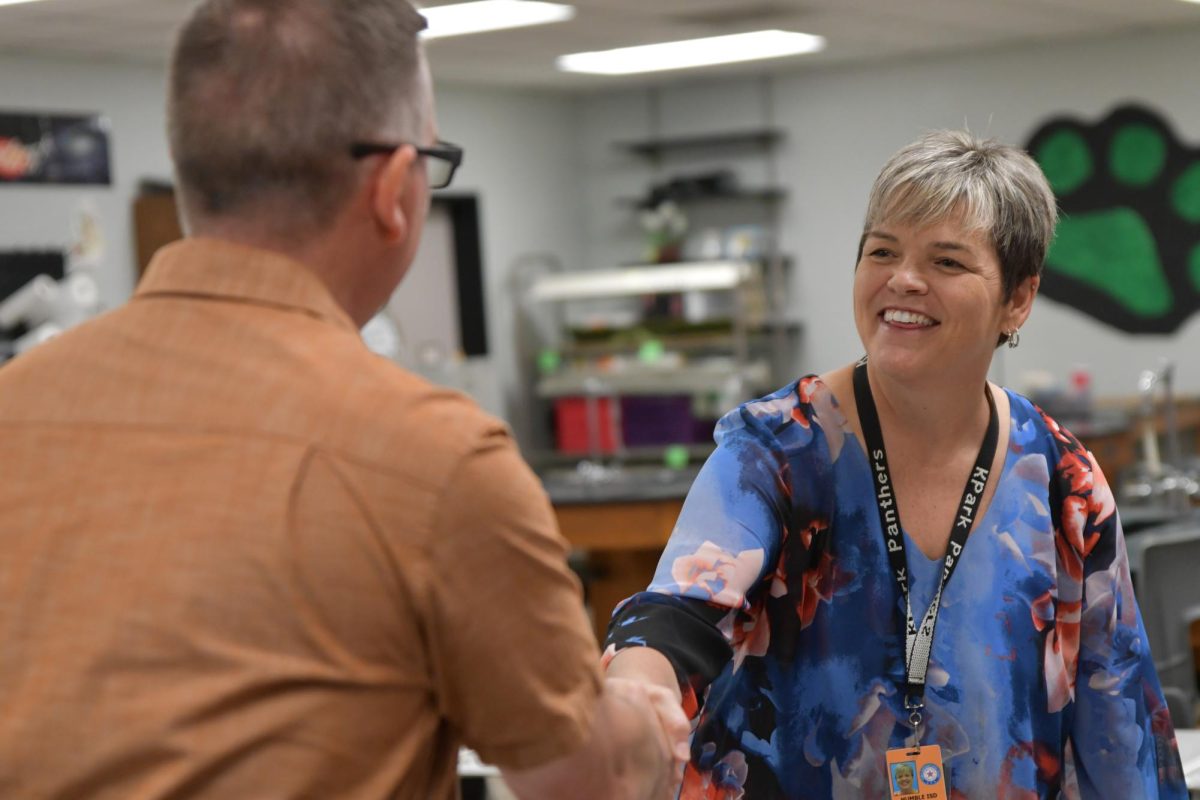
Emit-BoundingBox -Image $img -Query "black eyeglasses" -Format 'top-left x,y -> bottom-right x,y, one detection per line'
350,140 -> 463,189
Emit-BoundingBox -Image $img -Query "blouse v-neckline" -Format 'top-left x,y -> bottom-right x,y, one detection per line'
838,386 -> 1020,564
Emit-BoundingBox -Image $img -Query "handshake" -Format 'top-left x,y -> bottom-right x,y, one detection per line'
503,648 -> 692,800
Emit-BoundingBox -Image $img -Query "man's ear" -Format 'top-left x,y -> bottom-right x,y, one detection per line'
370,145 -> 418,245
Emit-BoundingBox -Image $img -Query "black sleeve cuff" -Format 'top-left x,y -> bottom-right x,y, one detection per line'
606,592 -> 733,716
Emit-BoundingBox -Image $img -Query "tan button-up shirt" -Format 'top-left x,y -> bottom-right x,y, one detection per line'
0,238 -> 600,799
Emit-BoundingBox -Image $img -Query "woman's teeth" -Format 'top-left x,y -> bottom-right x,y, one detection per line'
883,309 -> 936,326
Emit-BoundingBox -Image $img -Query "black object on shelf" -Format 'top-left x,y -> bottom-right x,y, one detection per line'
645,168 -> 737,206
618,187 -> 786,209
0,250 -> 65,305
615,128 -> 784,158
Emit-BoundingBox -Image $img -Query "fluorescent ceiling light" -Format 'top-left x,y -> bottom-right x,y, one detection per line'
0,0 -> 52,6
420,0 -> 574,40
558,30 -> 826,75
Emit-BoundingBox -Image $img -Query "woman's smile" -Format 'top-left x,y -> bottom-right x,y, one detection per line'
881,307 -> 939,329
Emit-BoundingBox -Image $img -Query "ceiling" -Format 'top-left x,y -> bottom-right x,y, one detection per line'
1,0 -> 1199,89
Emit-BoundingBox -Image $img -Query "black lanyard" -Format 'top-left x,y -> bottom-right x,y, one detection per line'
852,358 -> 998,730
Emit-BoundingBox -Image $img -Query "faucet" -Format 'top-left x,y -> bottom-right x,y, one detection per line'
1123,360 -> 1197,513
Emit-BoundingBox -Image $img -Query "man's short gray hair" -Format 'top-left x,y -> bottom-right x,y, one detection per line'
168,0 -> 428,237
859,130 -> 1058,305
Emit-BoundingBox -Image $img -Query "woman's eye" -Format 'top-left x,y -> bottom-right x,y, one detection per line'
869,248 -> 894,258
936,258 -> 965,269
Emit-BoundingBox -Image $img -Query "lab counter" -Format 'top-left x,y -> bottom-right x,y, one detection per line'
542,463 -> 702,507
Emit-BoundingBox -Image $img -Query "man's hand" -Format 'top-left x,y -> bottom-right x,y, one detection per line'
602,648 -> 693,799
604,676 -> 691,761
502,672 -> 691,800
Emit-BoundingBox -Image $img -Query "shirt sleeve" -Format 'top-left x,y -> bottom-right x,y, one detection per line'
426,431 -> 601,770
605,411 -> 791,717
1046,428 -> 1188,798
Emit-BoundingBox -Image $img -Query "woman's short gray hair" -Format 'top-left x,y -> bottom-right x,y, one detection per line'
860,130 -> 1058,304
168,0 -> 427,237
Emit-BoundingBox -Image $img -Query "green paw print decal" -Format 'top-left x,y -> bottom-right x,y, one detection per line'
1026,105 -> 1200,333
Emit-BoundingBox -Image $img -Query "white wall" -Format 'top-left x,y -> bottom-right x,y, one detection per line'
431,83 -> 584,445
576,25 -> 1200,397
0,54 -> 172,307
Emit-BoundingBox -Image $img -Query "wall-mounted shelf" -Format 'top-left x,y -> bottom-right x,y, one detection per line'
764,316 -> 804,331
559,325 -> 790,358
536,360 -> 771,398
617,188 -> 787,208
527,260 -> 757,302
615,128 -> 785,158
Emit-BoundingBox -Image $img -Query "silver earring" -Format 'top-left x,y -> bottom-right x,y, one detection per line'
1006,328 -> 1021,349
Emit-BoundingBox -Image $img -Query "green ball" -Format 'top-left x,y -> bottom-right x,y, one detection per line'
638,339 -> 666,363
537,349 -> 561,374
663,444 -> 689,470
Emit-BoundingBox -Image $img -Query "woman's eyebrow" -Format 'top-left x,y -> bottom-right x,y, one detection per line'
930,240 -> 971,251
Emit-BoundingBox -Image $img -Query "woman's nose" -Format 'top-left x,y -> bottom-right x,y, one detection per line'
887,259 -> 927,294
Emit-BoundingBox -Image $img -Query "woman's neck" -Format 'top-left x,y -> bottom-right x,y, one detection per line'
865,361 -> 993,453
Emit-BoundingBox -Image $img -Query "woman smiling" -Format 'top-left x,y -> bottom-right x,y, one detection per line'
603,131 -> 1187,799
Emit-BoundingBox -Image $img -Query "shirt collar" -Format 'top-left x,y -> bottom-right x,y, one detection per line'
134,237 -> 359,334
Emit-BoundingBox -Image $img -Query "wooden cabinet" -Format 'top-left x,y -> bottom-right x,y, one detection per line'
132,190 -> 183,279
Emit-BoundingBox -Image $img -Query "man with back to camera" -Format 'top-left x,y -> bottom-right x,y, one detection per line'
0,1 -> 690,797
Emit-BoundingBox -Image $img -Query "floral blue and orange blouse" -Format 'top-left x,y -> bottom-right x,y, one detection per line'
604,376 -> 1186,799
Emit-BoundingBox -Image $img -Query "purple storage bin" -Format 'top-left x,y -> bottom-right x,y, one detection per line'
691,418 -> 717,444
619,395 -> 694,448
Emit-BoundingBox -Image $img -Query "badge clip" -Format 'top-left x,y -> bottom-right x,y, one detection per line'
904,692 -> 924,728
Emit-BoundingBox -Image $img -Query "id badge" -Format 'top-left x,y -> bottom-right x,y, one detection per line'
885,745 -> 947,799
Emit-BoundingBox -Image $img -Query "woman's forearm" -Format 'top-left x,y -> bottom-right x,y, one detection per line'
604,646 -> 682,704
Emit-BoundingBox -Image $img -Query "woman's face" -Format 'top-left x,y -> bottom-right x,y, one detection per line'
895,765 -> 915,792
853,213 -> 1036,385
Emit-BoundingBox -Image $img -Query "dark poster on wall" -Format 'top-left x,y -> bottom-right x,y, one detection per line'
0,110 -> 112,186
1025,104 -> 1200,334
0,250 -> 65,304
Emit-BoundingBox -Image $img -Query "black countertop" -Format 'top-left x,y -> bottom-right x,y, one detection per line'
540,463 -> 702,505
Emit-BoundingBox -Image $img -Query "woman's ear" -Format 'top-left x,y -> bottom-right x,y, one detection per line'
1006,274 -> 1040,330
370,145 -> 418,244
